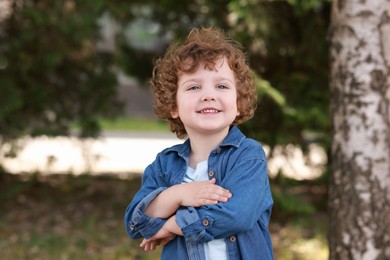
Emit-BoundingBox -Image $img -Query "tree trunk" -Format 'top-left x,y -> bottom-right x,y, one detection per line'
329,0 -> 390,259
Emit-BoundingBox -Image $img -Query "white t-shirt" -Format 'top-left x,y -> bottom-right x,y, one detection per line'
182,160 -> 228,260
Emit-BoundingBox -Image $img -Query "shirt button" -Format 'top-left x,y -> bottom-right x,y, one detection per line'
229,236 -> 237,242
208,171 -> 215,177
130,225 -> 135,230
202,219 -> 209,226
216,147 -> 222,153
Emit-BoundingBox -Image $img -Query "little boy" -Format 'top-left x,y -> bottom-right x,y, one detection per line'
124,27 -> 273,260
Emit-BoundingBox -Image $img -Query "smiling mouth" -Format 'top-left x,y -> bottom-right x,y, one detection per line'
198,109 -> 221,114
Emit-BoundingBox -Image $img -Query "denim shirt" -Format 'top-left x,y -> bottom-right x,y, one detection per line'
124,125 -> 274,260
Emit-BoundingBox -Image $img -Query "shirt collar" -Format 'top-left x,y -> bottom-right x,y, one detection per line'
164,125 -> 246,158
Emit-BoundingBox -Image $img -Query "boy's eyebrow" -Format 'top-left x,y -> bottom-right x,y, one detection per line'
216,76 -> 234,84
179,76 -> 234,85
178,78 -> 199,86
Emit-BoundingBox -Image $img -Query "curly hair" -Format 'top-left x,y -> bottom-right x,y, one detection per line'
150,27 -> 257,139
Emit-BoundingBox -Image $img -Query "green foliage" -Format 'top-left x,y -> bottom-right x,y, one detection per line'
0,179 -> 33,200
273,190 -> 316,216
0,1 -> 122,140
0,0 -> 331,156
229,0 -> 331,148
271,171 -> 328,222
255,77 -> 297,116
112,0 -> 331,149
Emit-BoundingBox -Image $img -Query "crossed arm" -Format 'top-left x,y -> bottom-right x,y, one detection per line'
140,178 -> 232,251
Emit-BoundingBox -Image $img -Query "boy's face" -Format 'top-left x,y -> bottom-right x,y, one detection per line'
171,56 -> 239,137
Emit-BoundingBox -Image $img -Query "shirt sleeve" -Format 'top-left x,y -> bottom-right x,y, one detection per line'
175,145 -> 273,244
124,162 -> 169,240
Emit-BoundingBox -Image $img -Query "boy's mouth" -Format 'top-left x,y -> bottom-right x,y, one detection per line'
198,109 -> 221,114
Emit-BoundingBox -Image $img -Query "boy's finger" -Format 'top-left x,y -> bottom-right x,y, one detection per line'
140,238 -> 149,248
208,178 -> 216,183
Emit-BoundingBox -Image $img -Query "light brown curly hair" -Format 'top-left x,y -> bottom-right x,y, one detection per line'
150,27 -> 257,139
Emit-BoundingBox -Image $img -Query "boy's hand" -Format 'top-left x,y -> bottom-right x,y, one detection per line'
140,236 -> 176,252
144,179 -> 232,218
140,226 -> 176,252
139,239 -> 160,252
178,178 -> 232,207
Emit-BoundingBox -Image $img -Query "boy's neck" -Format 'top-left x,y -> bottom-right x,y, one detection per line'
187,127 -> 230,168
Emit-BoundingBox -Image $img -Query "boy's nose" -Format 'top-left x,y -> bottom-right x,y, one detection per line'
202,95 -> 216,101
201,85 -> 217,101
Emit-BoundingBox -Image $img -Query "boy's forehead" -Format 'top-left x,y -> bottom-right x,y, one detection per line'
179,56 -> 228,72
177,56 -> 236,84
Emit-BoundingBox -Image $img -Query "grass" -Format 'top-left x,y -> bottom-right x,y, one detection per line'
98,117 -> 170,132
0,173 -> 161,260
0,172 -> 328,260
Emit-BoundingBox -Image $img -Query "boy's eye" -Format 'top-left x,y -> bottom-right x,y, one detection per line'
187,85 -> 200,91
217,84 -> 228,89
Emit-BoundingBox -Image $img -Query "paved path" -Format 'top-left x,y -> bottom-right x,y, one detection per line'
1,132 -> 327,180
1,131 -> 182,178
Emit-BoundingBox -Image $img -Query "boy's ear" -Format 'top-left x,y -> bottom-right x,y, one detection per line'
171,109 -> 179,119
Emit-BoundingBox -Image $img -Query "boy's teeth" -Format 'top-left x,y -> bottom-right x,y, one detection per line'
202,109 -> 218,113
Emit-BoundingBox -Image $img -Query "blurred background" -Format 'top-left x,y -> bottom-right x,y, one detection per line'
0,0 -> 331,259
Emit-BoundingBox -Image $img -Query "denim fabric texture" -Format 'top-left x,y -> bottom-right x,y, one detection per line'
124,125 -> 274,260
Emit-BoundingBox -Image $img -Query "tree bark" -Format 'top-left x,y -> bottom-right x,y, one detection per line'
329,0 -> 390,259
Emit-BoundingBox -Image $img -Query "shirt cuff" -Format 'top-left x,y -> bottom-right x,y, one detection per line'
176,206 -> 214,243
129,187 -> 167,239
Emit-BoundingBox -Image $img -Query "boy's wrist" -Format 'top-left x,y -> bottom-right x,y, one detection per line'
165,215 -> 183,236
168,184 -> 184,207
